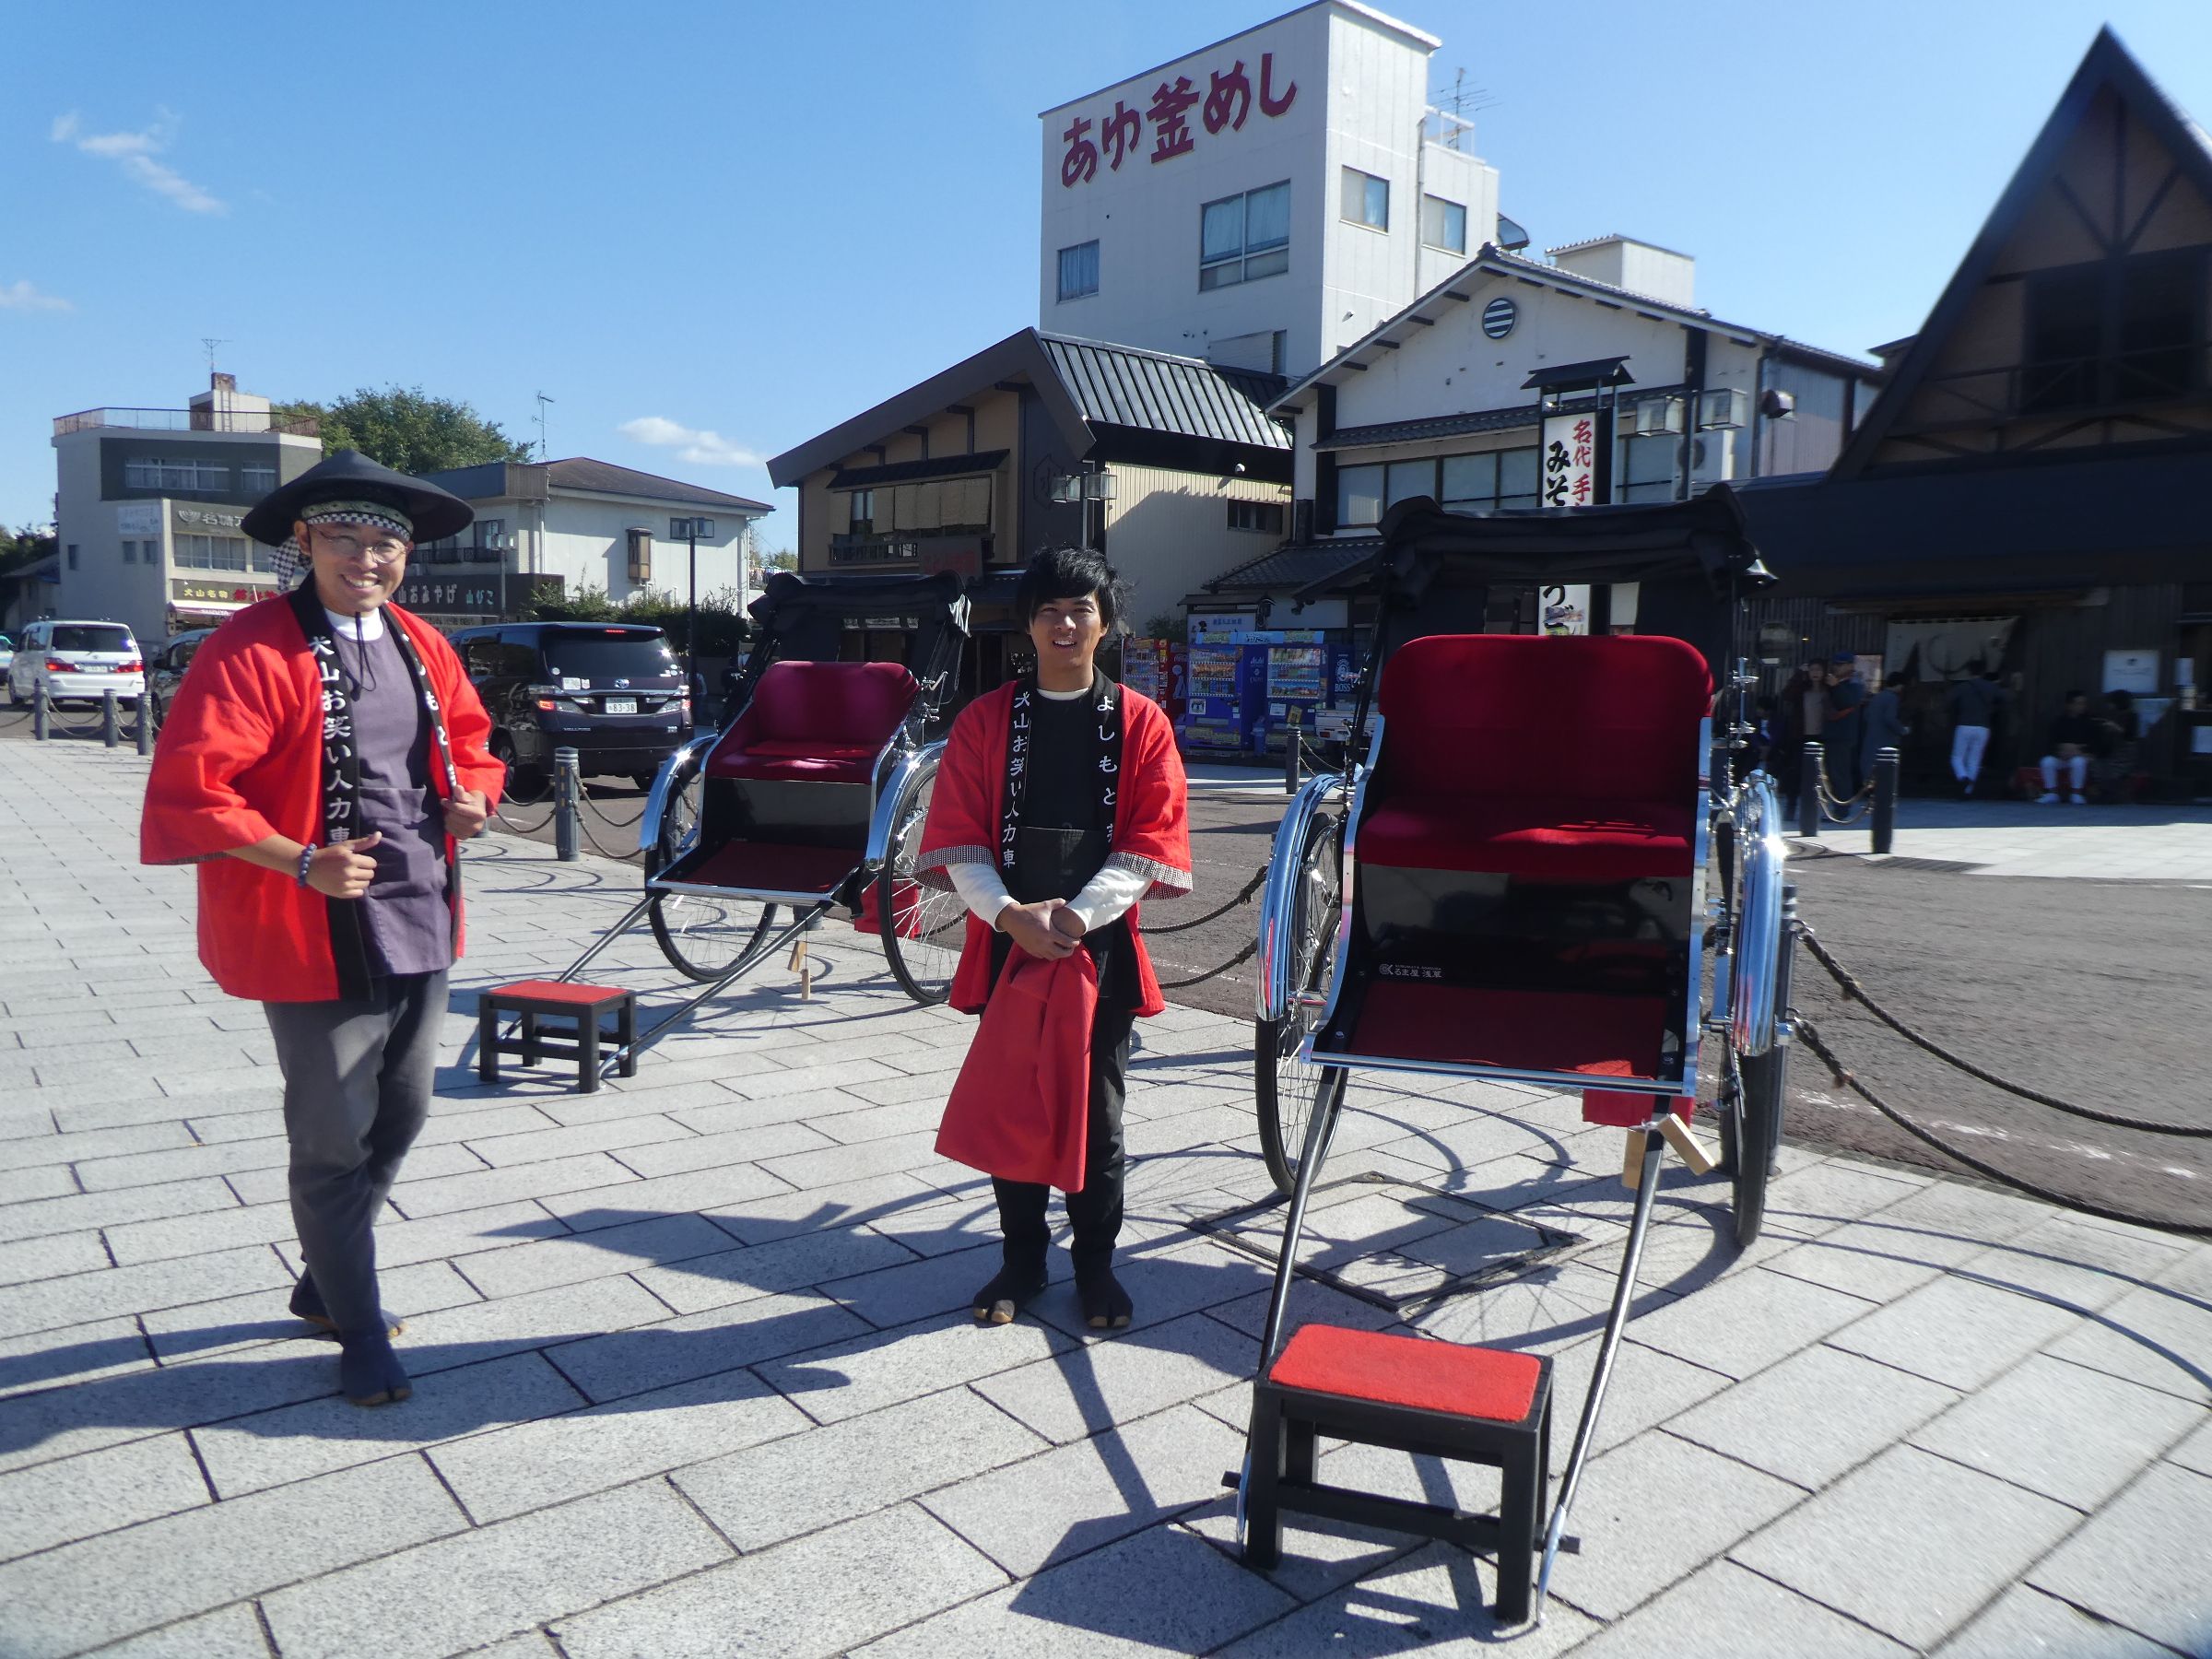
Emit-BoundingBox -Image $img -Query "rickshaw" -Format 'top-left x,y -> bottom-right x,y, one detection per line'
508,571 -> 975,1076
1235,489 -> 1795,1623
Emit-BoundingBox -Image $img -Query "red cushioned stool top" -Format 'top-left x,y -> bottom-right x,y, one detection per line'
485,980 -> 633,1008
1269,1324 -> 1542,1422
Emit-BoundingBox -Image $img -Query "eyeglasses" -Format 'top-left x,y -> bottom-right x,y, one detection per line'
310,528 -> 410,565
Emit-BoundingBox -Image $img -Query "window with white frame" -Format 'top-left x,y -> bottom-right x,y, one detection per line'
1226,500 -> 1286,535
1200,182 -> 1290,290
1057,241 -> 1100,301
1340,447 -> 1541,527
1335,465 -> 1384,528
1340,168 -> 1389,231
1421,194 -> 1466,254
239,465 -> 276,495
176,534 -> 250,571
123,459 -> 230,492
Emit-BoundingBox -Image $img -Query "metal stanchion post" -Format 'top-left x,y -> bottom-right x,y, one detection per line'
1284,706 -> 1301,796
136,698 -> 155,757
1798,741 -> 1823,838
102,689 -> 120,747
554,747 -> 581,863
32,688 -> 49,742
1871,746 -> 1899,854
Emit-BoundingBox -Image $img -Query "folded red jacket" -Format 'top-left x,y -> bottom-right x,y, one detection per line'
936,947 -> 1098,1192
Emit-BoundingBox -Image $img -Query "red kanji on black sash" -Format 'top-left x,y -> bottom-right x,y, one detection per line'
1204,61 -> 1252,134
1260,52 -> 1298,116
1062,115 -> 1098,187
1102,100 -> 1142,171
1149,76 -> 1200,161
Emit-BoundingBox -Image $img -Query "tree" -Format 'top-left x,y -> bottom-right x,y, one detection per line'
0,523 -> 57,578
274,385 -> 535,474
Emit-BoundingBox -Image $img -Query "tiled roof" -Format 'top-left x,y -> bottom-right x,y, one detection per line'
543,458 -> 771,512
1203,537 -> 1381,592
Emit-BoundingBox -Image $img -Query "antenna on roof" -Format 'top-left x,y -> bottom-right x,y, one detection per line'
534,391 -> 556,463
201,337 -> 231,372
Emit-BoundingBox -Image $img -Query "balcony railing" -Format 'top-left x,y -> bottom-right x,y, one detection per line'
52,406 -> 321,438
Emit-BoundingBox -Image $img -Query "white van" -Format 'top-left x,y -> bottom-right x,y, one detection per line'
6,619 -> 146,708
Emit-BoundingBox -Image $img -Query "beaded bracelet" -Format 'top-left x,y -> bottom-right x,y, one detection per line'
296,845 -> 316,887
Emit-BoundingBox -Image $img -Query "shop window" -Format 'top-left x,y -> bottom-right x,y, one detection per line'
1057,241 -> 1100,301
122,540 -> 136,564
176,534 -> 250,571
1335,464 -> 1384,528
847,488 -> 875,535
475,519 -> 505,559
1385,459 -> 1434,509
240,465 -> 276,495
122,459 -> 229,492
1226,500 -> 1285,535
1618,434 -> 1679,504
1200,182 -> 1290,290
1340,168 -> 1389,231
1421,194 -> 1466,254
1441,452 -> 1496,511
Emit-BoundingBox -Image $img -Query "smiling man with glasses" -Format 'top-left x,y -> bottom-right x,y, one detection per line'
142,449 -> 506,1407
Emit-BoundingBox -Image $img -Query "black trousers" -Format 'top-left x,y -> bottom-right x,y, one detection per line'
262,971 -> 445,1338
993,1005 -> 1136,1277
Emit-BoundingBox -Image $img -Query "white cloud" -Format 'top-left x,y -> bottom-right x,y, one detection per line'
51,109 -> 225,215
619,416 -> 764,468
0,279 -> 71,312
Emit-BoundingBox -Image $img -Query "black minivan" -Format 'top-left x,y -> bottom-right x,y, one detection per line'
452,621 -> 691,785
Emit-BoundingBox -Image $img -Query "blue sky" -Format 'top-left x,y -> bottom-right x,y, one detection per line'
6,0 -> 2209,538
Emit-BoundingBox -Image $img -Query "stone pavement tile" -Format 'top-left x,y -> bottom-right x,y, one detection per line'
547,1288 -> 868,1405
104,1200 -> 303,1266
5,1120 -> 196,1173
1666,1343 -> 1959,1489
2029,1461 -> 2212,1656
602,1118 -> 837,1178
1030,1236 -> 1275,1343
0,1313 -> 153,1398
758,1314 -> 1072,1426
808,1094 -> 949,1146
1754,1159 -> 1931,1241
703,1170 -> 943,1246
327,1198 -> 574,1274
1178,1482 -> 1420,1609
444,1633 -> 560,1659
821,1239 -> 1003,1328
1544,1335 -> 1735,1458
1543,1430 -> 1803,1622
1909,1351 -> 2204,1510
0,1176 -> 239,1247
0,1452 -> 465,1659
675,1382 -> 1046,1550
2042,1279 -> 2212,1405
400,1273 -> 670,1379
1959,1216 -> 2193,1316
192,1349 -> 585,1498
722,1056 -> 910,1101
1762,1213 -> 1989,1304
224,1139 -> 488,1207
1414,1260 -> 1673,1359
639,1224 -> 917,1317
920,1401 -> 1243,1578
180,1108 -> 286,1145
854,1518 -> 1295,1659
852,1183 -> 1005,1260
755,1128 -> 952,1193
1932,1583 -> 2176,1659
2171,1414 -> 2212,1478
1829,1276 -> 2086,1393
1731,1443 -> 2081,1652
666,1083 -> 888,1137
534,1160 -> 793,1229
1571,1558 -> 1912,1658
142,1259 -> 477,1363
410,1102 -> 561,1148
0,1430 -> 210,1563
844,1069 -> 973,1108
0,1242 -> 291,1341
78,1601 -> 275,1657
0,1229 -> 113,1289
262,1477 -> 731,1659
455,1113 -> 694,1170
1869,1175 -> 2059,1249
430,1363 -> 809,1524
451,1213 -> 735,1301
383,1150 -> 638,1219
974,1310 -> 1258,1446
558,1500 -> 1006,1659
0,1162 -> 80,1204
1205,1275 -> 1406,1346
72,1135 -> 290,1194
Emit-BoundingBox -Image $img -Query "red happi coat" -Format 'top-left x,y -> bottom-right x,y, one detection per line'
139,594 -> 504,1003
916,680 -> 1192,1018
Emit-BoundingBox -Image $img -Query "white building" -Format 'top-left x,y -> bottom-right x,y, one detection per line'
409,458 -> 770,627
1038,0 -> 1506,381
50,375 -> 324,644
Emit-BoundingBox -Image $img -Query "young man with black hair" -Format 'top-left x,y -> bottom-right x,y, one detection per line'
916,547 -> 1191,1330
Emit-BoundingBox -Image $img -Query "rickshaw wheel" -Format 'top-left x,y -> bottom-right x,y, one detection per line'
880,759 -> 967,1006
1725,1041 -> 1787,1248
1255,815 -> 1346,1197
645,764 -> 779,982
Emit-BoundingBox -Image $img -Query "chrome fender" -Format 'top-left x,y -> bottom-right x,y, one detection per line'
1730,771 -> 1789,1056
1257,761 -> 1359,1024
637,732 -> 721,857
865,740 -> 946,870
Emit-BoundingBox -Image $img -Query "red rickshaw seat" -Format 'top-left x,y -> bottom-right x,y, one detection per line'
1359,796 -> 1697,882
708,661 -> 919,786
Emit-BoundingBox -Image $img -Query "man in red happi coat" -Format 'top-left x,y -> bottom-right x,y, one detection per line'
918,547 -> 1191,1330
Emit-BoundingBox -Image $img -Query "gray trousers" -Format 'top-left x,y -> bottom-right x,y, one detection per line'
263,971 -> 446,1339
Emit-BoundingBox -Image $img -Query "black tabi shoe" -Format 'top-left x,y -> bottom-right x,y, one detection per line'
1077,1265 -> 1134,1330
290,1274 -> 405,1339
971,1265 -> 1050,1326
337,1333 -> 412,1407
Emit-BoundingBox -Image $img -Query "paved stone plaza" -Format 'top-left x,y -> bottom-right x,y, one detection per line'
3,740 -> 2209,1658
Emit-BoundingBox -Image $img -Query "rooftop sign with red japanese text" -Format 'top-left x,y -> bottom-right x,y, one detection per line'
1060,53 -> 1298,188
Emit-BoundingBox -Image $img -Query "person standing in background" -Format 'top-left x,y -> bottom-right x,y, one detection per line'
1824,653 -> 1867,798
1947,663 -> 2006,796
1861,671 -> 1910,786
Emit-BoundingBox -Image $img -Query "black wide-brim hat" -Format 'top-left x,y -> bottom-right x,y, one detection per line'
241,448 -> 475,547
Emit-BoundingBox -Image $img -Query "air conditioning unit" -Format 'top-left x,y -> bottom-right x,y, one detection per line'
1690,429 -> 1737,488
1697,387 -> 1749,430
1635,396 -> 1686,436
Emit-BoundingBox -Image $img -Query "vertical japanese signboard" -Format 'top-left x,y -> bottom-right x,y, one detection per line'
1540,412 -> 1595,510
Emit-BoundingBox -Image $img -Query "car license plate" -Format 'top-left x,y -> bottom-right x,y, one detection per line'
603,698 -> 637,714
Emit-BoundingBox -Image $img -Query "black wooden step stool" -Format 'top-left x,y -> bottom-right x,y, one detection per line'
477,981 -> 637,1093
1243,1324 -> 1553,1625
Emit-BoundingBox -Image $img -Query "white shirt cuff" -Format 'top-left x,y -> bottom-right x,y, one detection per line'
947,861 -> 1017,929
1064,863 -> 1151,933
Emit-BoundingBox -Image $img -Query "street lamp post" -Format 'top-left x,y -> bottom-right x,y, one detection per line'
670,516 -> 714,696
